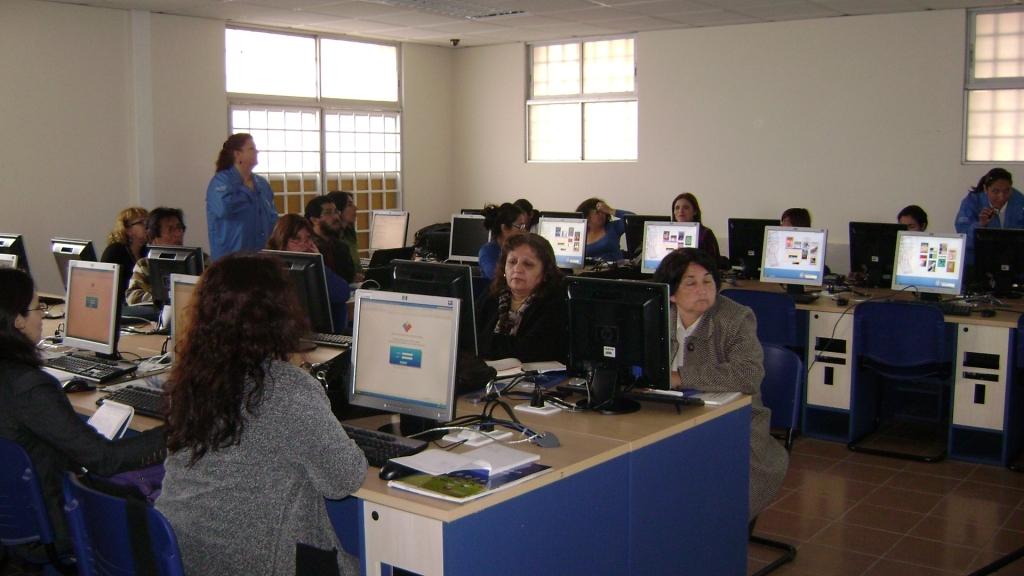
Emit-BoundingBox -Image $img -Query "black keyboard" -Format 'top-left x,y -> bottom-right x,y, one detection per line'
310,333 -> 352,348
45,355 -> 137,383
342,424 -> 427,468
935,301 -> 972,317
98,385 -> 165,419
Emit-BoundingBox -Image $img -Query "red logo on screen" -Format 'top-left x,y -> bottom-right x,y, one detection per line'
402,322 -> 412,332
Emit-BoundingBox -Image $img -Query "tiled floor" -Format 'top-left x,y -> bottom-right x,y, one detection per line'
748,437 -> 1024,575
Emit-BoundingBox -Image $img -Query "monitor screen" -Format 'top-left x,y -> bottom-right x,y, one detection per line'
760,227 -> 828,287
624,214 -> 671,258
891,231 -> 966,296
848,222 -> 907,288
390,260 -> 477,355
169,274 -> 199,361
348,289 -> 459,435
51,238 -> 97,291
0,255 -> 17,269
146,245 -> 204,307
448,214 -> 490,262
0,234 -> 30,276
727,218 -> 777,277
973,227 -> 1024,295
63,260 -> 121,356
567,277 -> 672,413
641,221 -> 700,275
262,250 -> 334,334
537,216 -> 587,270
369,210 -> 409,251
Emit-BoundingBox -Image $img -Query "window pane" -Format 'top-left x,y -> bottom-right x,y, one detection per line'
584,39 -> 635,94
973,11 -> 1024,80
966,89 -> 1024,161
529,103 -> 582,161
584,101 -> 637,161
321,38 -> 398,102
226,29 -> 316,97
532,43 -> 581,97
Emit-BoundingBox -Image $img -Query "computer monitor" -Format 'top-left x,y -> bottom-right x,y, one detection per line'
640,221 -> 701,275
146,245 -> 205,308
539,210 -> 585,220
169,274 -> 199,361
63,260 -> 123,359
448,214 -> 490,263
51,238 -> 97,290
891,231 -> 966,298
537,216 -> 587,270
0,234 -> 30,275
347,289 -> 460,437
390,260 -> 477,355
624,214 -> 671,259
760,226 -> 828,300
460,208 -> 484,216
566,277 -> 672,414
971,228 -> 1024,297
848,222 -> 907,288
0,255 -> 17,269
727,218 -> 777,278
369,210 -> 409,251
262,250 -> 334,334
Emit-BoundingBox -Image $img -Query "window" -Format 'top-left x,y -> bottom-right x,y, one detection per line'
226,28 -> 401,255
966,9 -> 1024,162
528,37 -> 637,162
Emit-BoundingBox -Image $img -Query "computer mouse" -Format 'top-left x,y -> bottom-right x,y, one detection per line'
378,461 -> 417,481
980,309 -> 997,318
63,378 -> 95,393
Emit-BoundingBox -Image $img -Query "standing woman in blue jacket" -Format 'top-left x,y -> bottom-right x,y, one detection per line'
956,168 -> 1024,264
206,133 -> 278,260
577,197 -> 633,261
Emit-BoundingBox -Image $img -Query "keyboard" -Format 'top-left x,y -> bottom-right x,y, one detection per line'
45,355 -> 137,383
342,424 -> 427,468
934,301 -> 973,317
97,385 -> 165,419
310,333 -> 353,348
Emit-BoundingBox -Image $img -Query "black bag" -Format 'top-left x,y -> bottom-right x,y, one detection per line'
413,222 -> 450,260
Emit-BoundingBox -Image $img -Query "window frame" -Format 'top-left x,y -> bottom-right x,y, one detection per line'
964,8 -> 1024,163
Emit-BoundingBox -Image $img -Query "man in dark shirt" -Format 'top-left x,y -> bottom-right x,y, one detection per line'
305,196 -> 355,282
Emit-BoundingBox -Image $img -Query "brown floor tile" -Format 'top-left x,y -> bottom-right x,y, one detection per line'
861,558 -> 960,576
754,508 -> 831,542
747,557 -> 770,576
908,516 -> 1000,549
968,466 -> 1024,490
772,490 -> 863,521
782,466 -> 821,490
967,547 -> 1024,575
884,470 -> 963,495
844,452 -> 910,471
930,494 -> 1018,527
988,528 -> 1024,555
841,502 -> 926,533
902,459 -> 978,479
771,487 -> 797,506
863,487 -> 943,514
792,437 -> 853,460
771,542 -> 878,576
1005,510 -> 1024,532
795,471 -> 878,500
748,542 -> 788,562
885,535 -> 978,572
810,522 -> 903,556
951,480 -> 1024,508
827,461 -> 900,485
790,451 -> 842,472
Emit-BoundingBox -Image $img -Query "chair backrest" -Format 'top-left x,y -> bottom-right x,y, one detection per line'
63,473 -> 184,576
0,438 -> 54,547
1017,314 -> 1024,370
721,289 -> 798,348
760,344 -> 803,444
853,301 -> 946,369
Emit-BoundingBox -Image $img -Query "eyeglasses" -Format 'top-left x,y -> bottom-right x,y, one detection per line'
167,224 -> 187,233
512,223 -> 528,231
26,302 -> 49,314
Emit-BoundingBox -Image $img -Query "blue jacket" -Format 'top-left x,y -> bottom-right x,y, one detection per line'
206,167 -> 278,260
955,187 -> 1024,264
325,267 -> 351,332
478,240 -> 501,280
585,210 -> 633,261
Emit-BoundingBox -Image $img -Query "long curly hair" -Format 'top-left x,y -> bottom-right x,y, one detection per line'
166,254 -> 308,465
106,207 -> 148,245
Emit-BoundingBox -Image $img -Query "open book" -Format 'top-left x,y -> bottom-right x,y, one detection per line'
86,401 -> 134,440
485,358 -> 566,379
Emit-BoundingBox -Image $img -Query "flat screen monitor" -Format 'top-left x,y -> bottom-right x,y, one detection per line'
891,231 -> 966,298
537,216 -> 587,270
624,214 -> 671,259
348,289 -> 460,437
0,234 -> 30,275
539,210 -> 585,220
640,221 -> 700,275
369,210 -> 409,251
0,255 -> 17,269
972,227 -> 1024,297
262,250 -> 334,334
760,227 -> 829,296
169,274 -> 199,361
727,218 -> 777,278
364,246 -> 416,290
63,260 -> 122,358
146,245 -> 204,307
51,238 -> 97,291
390,260 -> 477,355
848,222 -> 907,288
448,214 -> 490,263
567,277 -> 671,414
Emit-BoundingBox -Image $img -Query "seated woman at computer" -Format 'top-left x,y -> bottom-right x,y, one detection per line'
513,198 -> 540,231
326,191 -> 363,282
898,204 -> 928,232
956,168 -> 1024,264
101,206 -> 148,305
671,193 -> 721,265
577,197 -> 633,261
653,248 -> 787,520
157,255 -> 366,576
0,268 -> 166,557
206,133 -> 278,260
780,207 -> 811,227
477,234 -> 568,364
479,202 -> 528,280
125,207 -> 190,306
267,214 -> 351,331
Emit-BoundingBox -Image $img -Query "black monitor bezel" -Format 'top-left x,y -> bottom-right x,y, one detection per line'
262,249 -> 334,334
848,221 -> 907,288
146,245 -> 205,307
727,218 -> 778,275
973,227 -> 1024,294
0,233 -> 30,276
390,260 -> 478,355
51,237 -> 97,290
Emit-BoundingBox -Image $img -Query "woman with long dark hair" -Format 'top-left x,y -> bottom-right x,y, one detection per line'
205,133 -> 278,260
478,202 -> 528,280
157,254 -> 366,576
671,193 -> 721,264
955,168 -> 1024,264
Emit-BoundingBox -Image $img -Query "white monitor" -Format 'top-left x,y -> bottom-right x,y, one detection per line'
537,216 -> 587,270
369,210 -> 409,251
347,290 -> 460,433
448,214 -> 490,262
760,226 -> 828,287
169,274 -> 199,361
0,254 -> 16,269
891,231 -> 966,296
63,260 -> 121,356
641,221 -> 701,274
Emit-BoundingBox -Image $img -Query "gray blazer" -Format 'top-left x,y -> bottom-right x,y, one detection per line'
670,295 -> 788,520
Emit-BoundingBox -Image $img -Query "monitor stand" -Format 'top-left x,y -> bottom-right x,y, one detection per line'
379,415 -> 447,441
919,292 -> 941,302
574,367 -> 641,415
785,284 -> 819,304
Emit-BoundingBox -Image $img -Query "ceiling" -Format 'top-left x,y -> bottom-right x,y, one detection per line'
45,0 -> 1024,47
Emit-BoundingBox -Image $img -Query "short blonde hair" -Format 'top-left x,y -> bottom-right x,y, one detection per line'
107,207 -> 148,245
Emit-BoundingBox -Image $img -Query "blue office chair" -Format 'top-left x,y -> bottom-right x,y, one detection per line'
848,300 -> 951,462
63,473 -> 184,576
720,289 -> 798,348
